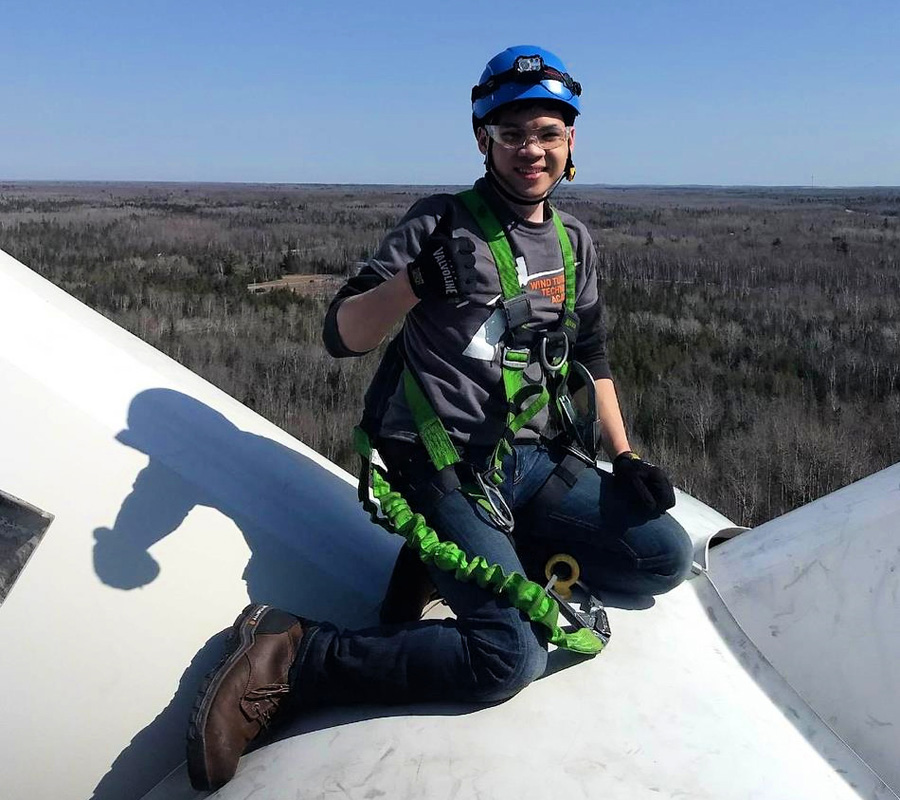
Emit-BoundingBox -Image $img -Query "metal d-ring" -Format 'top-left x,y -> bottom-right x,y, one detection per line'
539,334 -> 568,373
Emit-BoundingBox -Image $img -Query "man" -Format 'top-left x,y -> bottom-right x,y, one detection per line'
187,45 -> 693,792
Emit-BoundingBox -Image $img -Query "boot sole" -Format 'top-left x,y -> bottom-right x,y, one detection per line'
186,603 -> 272,791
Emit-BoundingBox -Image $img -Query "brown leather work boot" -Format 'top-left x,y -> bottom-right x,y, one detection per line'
187,603 -> 307,791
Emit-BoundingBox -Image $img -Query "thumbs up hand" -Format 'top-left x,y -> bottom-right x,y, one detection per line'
406,215 -> 477,302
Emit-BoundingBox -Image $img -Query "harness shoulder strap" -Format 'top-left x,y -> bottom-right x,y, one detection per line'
457,188 -> 521,299
551,211 -> 577,313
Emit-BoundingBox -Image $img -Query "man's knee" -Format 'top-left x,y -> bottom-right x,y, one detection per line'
640,516 -> 694,594
463,618 -> 548,703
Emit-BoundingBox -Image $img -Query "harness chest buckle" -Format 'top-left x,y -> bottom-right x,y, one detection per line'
501,294 -> 533,330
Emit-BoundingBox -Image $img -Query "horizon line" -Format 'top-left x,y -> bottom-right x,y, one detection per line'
2,178 -> 899,191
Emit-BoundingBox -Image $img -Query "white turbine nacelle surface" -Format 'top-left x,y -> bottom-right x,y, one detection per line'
0,247 -> 897,800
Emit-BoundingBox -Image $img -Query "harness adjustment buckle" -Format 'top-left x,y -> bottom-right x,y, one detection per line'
480,464 -> 505,487
501,347 -> 531,370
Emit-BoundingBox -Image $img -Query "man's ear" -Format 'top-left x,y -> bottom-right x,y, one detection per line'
476,127 -> 489,156
569,126 -> 576,151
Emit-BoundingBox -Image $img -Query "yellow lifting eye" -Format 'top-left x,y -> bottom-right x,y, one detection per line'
544,553 -> 580,600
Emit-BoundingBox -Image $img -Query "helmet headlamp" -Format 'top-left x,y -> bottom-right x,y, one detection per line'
515,55 -> 543,73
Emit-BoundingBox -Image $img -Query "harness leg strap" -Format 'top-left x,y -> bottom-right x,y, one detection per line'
520,452 -> 588,532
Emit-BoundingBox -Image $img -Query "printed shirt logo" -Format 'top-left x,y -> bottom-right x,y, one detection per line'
462,257 -> 578,362
528,272 -> 566,304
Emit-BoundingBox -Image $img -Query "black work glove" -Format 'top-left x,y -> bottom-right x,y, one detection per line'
406,216 -> 477,302
612,451 -> 676,513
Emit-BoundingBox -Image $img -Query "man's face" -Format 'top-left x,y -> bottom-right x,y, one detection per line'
477,105 -> 575,202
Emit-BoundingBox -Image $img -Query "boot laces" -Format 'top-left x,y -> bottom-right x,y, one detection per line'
243,683 -> 290,727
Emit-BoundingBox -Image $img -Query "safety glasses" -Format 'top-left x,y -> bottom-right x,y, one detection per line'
483,124 -> 573,151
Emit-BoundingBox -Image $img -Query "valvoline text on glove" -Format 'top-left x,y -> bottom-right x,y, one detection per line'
407,216 -> 477,302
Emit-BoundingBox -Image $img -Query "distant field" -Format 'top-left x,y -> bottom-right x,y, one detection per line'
1,181 -> 898,527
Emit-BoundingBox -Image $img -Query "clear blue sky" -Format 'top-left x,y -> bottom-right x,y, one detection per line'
2,0 -> 898,186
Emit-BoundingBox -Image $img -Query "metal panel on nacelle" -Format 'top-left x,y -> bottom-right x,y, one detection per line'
1,248 -> 896,800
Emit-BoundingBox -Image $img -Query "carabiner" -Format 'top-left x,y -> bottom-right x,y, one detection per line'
475,469 -> 515,534
539,334 -> 568,373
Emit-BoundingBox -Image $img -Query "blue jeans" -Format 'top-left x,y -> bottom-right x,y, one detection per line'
292,442 -> 693,708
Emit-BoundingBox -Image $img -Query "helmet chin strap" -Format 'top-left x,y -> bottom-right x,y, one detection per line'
484,140 -> 570,209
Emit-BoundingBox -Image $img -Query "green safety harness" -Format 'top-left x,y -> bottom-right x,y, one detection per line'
354,188 -> 605,655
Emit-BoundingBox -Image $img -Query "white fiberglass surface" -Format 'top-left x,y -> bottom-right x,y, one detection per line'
145,571 -> 897,800
709,465 -> 900,793
1,249 -> 895,800
0,250 -> 396,800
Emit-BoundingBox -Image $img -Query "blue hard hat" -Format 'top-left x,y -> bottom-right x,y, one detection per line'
471,45 -> 582,121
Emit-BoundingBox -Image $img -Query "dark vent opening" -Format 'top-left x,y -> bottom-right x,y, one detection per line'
0,490 -> 54,605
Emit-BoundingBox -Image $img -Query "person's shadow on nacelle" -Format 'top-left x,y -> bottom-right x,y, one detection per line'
89,388 -> 398,800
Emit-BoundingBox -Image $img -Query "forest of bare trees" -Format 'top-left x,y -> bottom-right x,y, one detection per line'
1,181 -> 898,528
